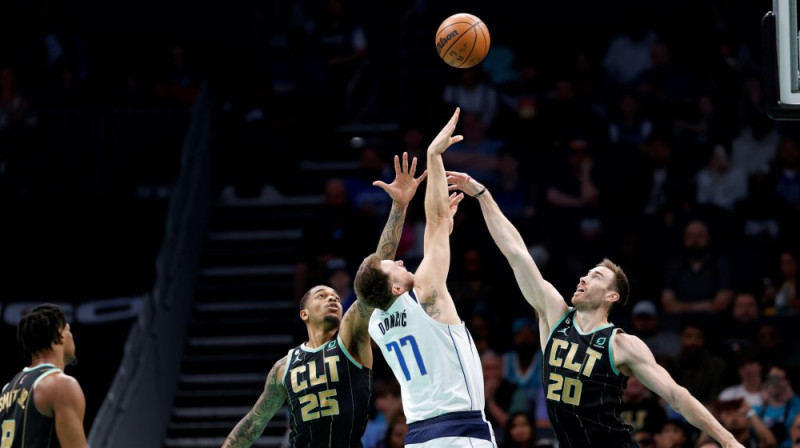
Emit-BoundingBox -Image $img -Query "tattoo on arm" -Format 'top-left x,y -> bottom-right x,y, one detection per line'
421,289 -> 441,319
223,357 -> 288,448
377,205 -> 406,260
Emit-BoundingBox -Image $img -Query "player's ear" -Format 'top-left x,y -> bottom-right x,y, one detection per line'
390,283 -> 404,296
606,291 -> 620,303
299,309 -> 309,322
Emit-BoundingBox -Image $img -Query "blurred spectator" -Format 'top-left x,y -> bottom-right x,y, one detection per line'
633,136 -> 686,219
538,79 -> 597,148
620,376 -> 668,435
653,419 -> 691,448
602,10 -> 659,88
443,111 -> 505,184
362,378 -> 401,448
661,219 -> 734,314
502,412 -> 540,448
762,250 -> 800,316
676,95 -> 727,155
0,66 -> 34,131
448,247 -> 497,323
343,147 -> 393,220
697,398 -> 777,448
155,43 -> 199,107
608,93 -> 653,150
545,138 -> 599,212
790,413 -> 800,448
774,138 -> 800,209
731,113 -> 780,176
382,407 -> 408,448
482,350 -> 527,435
314,0 -> 368,114
635,40 -> 697,126
695,144 -> 749,212
754,364 -> 800,447
716,293 -> 760,363
486,148 -> 538,226
502,317 -> 542,406
442,68 -> 498,128
718,349 -> 763,407
629,300 -> 681,363
293,178 -> 378,302
755,323 -> 787,369
672,322 -> 727,404
324,258 -> 356,313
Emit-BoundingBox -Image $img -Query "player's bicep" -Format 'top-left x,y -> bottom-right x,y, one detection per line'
52,377 -> 87,448
260,356 -> 289,417
616,334 -> 681,403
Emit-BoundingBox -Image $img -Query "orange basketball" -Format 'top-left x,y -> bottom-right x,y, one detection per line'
435,13 -> 491,69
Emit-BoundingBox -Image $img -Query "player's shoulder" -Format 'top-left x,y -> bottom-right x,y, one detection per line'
610,332 -> 650,361
36,372 -> 84,406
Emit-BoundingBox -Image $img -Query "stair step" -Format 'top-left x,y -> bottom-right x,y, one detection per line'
188,334 -> 293,347
164,437 -> 284,447
195,300 -> 294,313
208,230 -> 302,241
200,265 -> 295,277
195,280 -> 294,299
180,373 -> 268,386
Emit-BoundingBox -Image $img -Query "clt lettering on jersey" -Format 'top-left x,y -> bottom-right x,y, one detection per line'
289,355 -> 340,393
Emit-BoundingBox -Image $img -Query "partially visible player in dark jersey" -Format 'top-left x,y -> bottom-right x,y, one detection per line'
446,171 -> 746,448
222,152 -> 428,448
0,303 -> 87,448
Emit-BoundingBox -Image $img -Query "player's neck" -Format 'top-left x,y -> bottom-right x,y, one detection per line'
30,352 -> 65,371
306,326 -> 337,349
574,308 -> 609,333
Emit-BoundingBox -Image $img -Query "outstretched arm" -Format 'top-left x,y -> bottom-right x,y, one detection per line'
223,357 -> 289,448
446,170 -> 567,338
339,152 -> 427,368
414,108 -> 463,325
613,333 -> 744,448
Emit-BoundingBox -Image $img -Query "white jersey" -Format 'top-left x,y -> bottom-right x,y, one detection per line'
369,290 -> 486,423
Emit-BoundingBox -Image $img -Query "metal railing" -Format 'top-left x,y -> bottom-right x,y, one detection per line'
87,81 -> 214,448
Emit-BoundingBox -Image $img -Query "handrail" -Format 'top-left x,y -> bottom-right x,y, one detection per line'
87,81 -> 214,448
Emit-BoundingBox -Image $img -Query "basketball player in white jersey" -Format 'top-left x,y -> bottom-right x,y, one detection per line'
354,108 -> 496,448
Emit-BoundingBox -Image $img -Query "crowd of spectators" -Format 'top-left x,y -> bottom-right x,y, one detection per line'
265,1 -> 800,447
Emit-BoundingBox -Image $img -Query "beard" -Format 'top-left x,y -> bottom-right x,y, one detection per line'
323,314 -> 341,326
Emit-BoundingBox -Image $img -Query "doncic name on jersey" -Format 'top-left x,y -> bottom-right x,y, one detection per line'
377,309 -> 407,335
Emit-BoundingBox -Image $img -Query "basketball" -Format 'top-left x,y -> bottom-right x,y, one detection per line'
435,13 -> 491,69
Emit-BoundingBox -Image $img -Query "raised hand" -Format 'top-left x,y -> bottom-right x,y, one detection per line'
448,191 -> 464,235
373,152 -> 428,206
428,108 -> 463,155
446,170 -> 483,197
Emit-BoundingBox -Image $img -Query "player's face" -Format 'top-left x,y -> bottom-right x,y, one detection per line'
572,266 -> 616,309
303,286 -> 342,327
60,323 -> 77,366
380,259 -> 414,294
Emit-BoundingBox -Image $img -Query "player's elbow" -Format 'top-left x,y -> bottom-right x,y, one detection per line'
666,385 -> 691,411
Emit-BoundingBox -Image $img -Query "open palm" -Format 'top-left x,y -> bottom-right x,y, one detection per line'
373,152 -> 427,206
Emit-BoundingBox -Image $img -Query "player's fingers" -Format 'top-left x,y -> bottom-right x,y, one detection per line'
409,156 -> 418,176
448,184 -> 458,191
373,181 -> 389,190
393,154 -> 401,174
402,152 -> 409,173
450,135 -> 464,145
416,170 -> 428,183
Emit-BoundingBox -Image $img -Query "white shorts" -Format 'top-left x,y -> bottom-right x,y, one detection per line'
406,436 -> 496,447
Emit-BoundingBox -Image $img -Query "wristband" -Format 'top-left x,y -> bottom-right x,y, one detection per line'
473,187 -> 487,198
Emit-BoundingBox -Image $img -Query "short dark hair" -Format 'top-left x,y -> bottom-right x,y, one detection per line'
17,303 -> 67,362
354,253 -> 394,310
597,258 -> 630,307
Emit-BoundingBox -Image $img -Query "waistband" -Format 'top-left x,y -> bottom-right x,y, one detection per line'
406,410 -> 492,444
